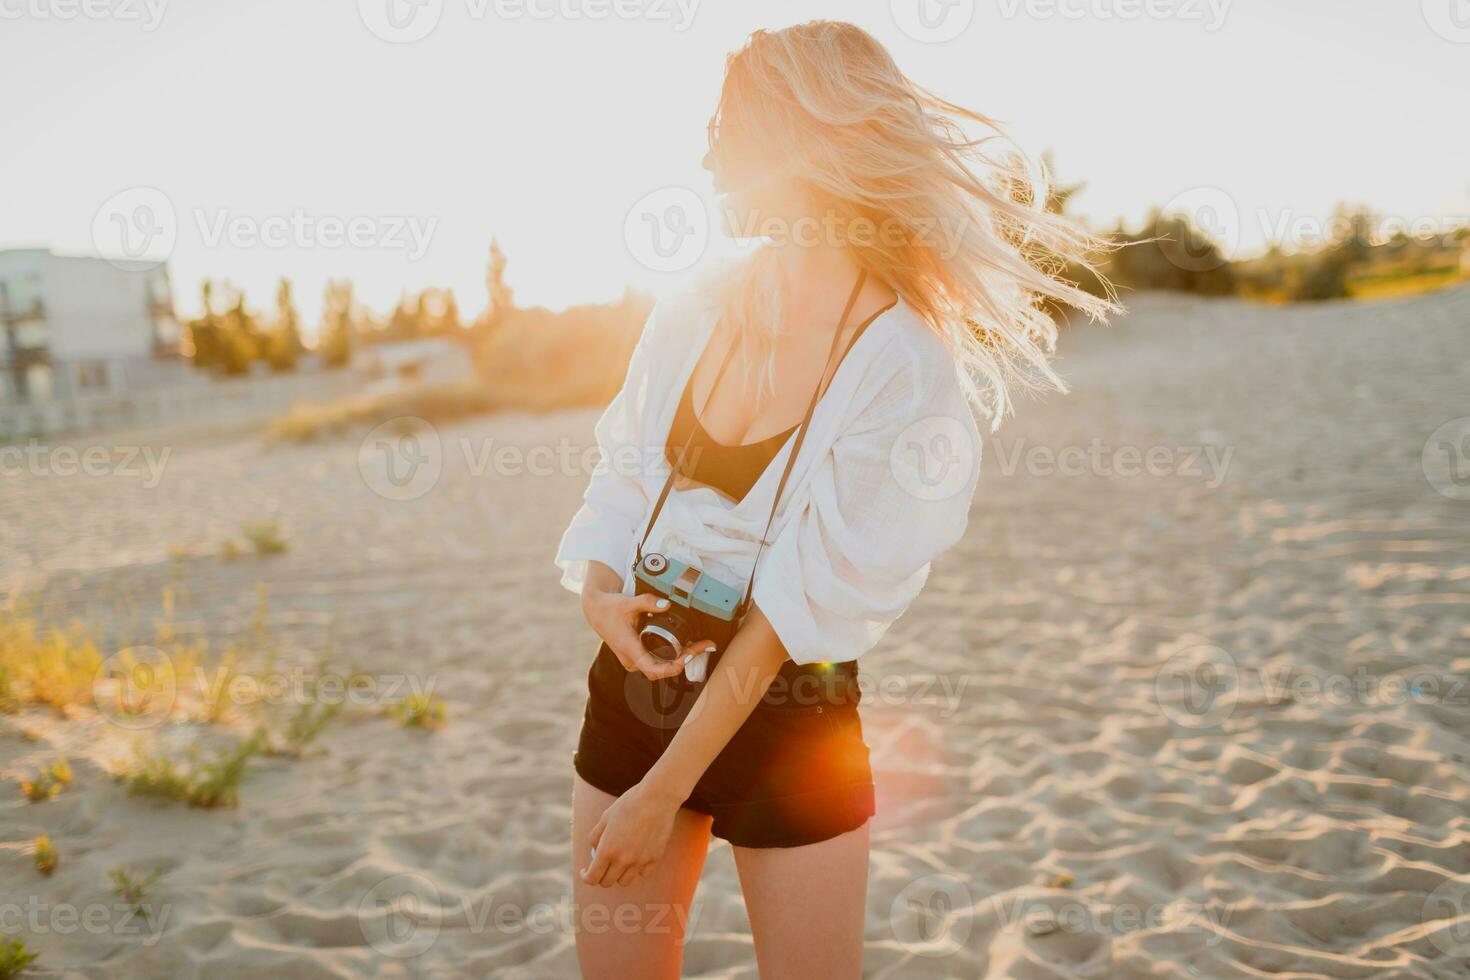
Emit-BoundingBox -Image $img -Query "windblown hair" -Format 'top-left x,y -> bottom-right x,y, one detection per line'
709,20 -> 1118,427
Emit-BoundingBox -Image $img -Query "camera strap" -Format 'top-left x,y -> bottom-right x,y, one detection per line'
635,269 -> 871,619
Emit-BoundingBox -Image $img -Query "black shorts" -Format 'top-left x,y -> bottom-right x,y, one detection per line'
574,643 -> 876,849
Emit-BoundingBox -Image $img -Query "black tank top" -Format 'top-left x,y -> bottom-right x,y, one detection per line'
665,302 -> 895,502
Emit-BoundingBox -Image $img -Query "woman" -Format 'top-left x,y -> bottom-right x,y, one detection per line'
555,21 -> 1114,978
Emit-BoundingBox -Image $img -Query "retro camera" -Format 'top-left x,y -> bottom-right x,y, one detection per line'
632,552 -> 742,661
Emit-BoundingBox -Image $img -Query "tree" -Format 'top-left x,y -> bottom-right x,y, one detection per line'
386,294 -> 424,340
217,285 -> 261,375
437,289 -> 462,334
186,279 -> 222,370
413,288 -> 462,335
478,239 -> 515,331
320,279 -> 355,368
266,277 -> 304,371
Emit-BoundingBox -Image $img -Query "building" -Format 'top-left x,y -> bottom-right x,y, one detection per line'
0,248 -> 182,404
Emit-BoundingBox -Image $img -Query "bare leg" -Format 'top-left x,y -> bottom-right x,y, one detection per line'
571,775 -> 712,979
732,821 -> 870,980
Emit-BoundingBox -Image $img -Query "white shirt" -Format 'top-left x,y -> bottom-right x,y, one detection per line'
554,279 -> 982,678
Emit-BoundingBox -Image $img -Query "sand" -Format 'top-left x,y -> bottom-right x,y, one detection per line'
2,286 -> 1468,978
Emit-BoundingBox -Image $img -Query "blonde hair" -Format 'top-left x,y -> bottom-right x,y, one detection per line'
709,20 -> 1118,426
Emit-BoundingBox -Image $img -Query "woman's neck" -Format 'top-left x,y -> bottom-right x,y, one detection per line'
770,239 -> 863,285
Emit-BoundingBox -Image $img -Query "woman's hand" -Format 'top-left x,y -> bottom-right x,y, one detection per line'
581,782 -> 682,888
580,563 -> 712,681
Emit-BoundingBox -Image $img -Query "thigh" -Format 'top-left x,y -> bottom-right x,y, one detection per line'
571,775 -> 712,980
733,820 -> 871,980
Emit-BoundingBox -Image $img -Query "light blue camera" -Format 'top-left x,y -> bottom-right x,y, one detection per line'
633,552 -> 741,622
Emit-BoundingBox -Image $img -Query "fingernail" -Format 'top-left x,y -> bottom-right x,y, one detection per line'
656,599 -> 670,609
704,644 -> 716,654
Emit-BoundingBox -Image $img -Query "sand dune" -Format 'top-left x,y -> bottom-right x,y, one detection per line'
2,287 -> 1468,978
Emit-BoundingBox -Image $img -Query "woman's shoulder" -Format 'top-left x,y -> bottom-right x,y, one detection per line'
844,298 -> 978,437
640,262 -> 732,343
868,299 -> 963,388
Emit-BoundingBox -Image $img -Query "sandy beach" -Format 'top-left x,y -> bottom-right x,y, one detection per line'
2,286 -> 1468,978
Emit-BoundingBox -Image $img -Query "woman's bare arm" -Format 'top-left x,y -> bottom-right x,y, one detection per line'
580,560 -> 702,681
642,606 -> 788,800
580,606 -> 788,887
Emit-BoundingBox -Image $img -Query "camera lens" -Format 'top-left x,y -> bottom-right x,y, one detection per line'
639,610 -> 687,661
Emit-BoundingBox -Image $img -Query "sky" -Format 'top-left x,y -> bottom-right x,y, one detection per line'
3,0 -> 1467,327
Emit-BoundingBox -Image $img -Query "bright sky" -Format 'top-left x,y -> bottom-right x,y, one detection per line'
3,0 -> 1466,326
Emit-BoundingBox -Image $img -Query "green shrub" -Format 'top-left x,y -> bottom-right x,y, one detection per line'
0,936 -> 38,979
